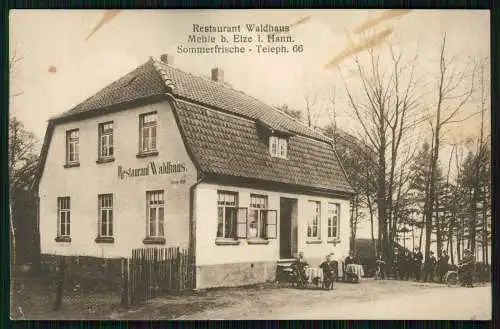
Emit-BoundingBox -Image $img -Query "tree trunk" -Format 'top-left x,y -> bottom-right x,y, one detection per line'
10,201 -> 16,272
449,219 -> 454,265
367,194 -> 377,258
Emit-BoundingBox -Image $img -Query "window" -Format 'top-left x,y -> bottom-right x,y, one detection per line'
98,194 -> 113,237
139,112 -> 157,153
66,129 -> 79,164
278,138 -> 287,158
248,195 -> 268,239
57,197 -> 71,238
147,190 -> 164,238
98,122 -> 114,159
269,136 -> 287,158
328,203 -> 340,239
217,191 -> 238,239
307,201 -> 321,240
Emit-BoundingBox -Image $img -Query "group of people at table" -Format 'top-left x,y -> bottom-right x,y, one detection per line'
291,251 -> 364,290
290,247 -> 476,289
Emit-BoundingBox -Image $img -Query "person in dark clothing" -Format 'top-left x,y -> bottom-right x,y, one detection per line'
414,248 -> 423,281
399,251 -> 410,280
458,249 -> 475,288
344,251 -> 356,265
376,253 -> 386,280
424,251 -> 437,282
319,254 -> 336,290
292,252 -> 309,287
437,250 -> 450,282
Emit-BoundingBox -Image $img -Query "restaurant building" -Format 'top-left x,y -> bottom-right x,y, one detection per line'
35,54 -> 355,289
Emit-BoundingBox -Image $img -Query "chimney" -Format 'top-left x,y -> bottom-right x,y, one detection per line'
211,67 -> 224,84
160,53 -> 174,65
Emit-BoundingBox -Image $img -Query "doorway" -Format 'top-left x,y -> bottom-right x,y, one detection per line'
280,197 -> 298,259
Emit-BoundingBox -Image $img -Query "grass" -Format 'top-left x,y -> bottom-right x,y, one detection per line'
10,275 -> 123,320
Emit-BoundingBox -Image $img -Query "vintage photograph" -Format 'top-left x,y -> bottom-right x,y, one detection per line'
9,9 -> 491,320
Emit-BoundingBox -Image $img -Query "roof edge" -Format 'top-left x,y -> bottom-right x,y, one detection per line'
202,173 -> 356,199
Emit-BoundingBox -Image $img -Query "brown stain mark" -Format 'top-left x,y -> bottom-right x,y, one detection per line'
290,16 -> 311,29
48,65 -> 57,73
324,27 -> 394,69
353,9 -> 411,34
85,10 -> 122,41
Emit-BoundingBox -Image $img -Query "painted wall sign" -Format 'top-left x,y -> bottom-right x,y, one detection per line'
118,161 -> 187,179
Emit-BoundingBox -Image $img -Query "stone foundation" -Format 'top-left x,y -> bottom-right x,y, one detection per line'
196,261 -> 277,289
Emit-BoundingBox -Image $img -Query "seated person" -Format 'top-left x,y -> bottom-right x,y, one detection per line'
344,251 -> 358,265
292,252 -> 309,285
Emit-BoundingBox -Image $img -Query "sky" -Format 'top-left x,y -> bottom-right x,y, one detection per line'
9,10 -> 490,239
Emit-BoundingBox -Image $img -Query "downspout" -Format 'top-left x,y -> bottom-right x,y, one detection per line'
189,175 -> 204,290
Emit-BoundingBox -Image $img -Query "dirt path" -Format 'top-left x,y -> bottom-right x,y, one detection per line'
265,286 -> 491,320
172,281 -> 491,320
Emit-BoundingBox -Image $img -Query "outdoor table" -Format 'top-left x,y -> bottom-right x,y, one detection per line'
305,267 -> 323,283
346,264 -> 364,280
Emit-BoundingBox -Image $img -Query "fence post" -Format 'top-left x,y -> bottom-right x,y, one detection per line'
53,256 -> 66,310
121,258 -> 129,308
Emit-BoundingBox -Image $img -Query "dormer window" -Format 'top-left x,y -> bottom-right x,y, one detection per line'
269,136 -> 288,159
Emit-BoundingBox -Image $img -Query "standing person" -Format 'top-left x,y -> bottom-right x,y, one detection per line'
319,254 -> 335,290
424,251 -> 437,282
437,250 -> 450,282
376,252 -> 386,280
400,251 -> 410,280
458,249 -> 475,288
414,248 -> 423,281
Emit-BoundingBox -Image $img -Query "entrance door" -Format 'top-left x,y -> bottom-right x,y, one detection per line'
280,198 -> 298,259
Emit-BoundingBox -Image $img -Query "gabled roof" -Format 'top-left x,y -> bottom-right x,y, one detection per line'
41,58 -> 354,195
175,100 -> 354,194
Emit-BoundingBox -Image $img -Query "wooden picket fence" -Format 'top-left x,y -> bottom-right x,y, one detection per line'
129,247 -> 195,305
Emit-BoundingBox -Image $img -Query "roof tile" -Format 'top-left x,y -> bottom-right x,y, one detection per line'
52,58 -> 353,194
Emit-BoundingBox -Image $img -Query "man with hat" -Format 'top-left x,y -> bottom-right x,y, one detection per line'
424,251 -> 437,282
458,249 -> 475,287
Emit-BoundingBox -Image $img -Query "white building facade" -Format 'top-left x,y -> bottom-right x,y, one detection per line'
36,56 -> 355,289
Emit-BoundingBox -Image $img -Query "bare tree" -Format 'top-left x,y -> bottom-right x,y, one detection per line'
339,42 -> 421,262
423,33 -> 477,263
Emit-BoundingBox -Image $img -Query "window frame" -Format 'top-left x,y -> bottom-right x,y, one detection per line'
56,197 -> 71,241
269,135 -> 288,159
98,121 -> 114,161
307,200 -> 321,241
248,194 -> 269,239
216,191 -> 239,240
65,129 -> 80,166
146,190 -> 165,239
327,202 -> 340,241
97,194 -> 114,239
138,112 -> 158,156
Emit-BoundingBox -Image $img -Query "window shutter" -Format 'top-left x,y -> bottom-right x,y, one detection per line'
237,207 -> 248,238
266,210 -> 277,239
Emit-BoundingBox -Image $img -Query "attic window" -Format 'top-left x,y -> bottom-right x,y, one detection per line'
269,136 -> 287,159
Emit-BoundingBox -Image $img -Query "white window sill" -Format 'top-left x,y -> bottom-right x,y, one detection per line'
63,162 -> 80,168
55,236 -> 71,243
96,157 -> 115,164
215,238 -> 240,246
136,150 -> 159,158
327,238 -> 341,244
306,239 -> 322,244
247,238 -> 270,245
